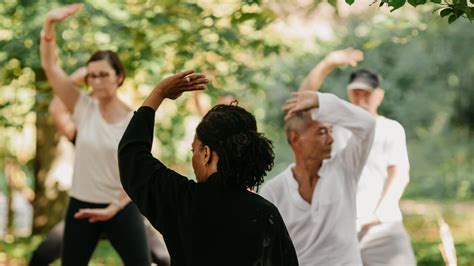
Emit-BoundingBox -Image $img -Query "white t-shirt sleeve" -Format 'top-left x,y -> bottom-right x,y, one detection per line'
72,92 -> 94,130
311,92 -> 376,184
259,183 -> 276,204
386,122 -> 410,169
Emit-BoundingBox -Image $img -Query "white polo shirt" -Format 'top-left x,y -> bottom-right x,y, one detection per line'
260,92 -> 375,266
70,93 -> 133,204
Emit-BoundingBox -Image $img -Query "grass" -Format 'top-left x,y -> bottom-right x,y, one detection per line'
0,236 -> 122,265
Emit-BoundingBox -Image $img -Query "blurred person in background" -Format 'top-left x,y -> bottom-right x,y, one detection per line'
40,4 -> 150,264
29,68 -> 170,266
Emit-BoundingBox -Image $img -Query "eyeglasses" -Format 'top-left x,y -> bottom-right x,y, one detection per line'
86,71 -> 113,80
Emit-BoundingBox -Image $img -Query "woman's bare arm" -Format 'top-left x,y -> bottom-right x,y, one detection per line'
40,4 -> 83,112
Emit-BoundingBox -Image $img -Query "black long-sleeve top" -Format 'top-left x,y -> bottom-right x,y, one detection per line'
118,106 -> 298,266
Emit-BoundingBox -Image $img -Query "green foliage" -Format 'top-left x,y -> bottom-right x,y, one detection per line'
412,240 -> 474,265
339,0 -> 474,23
408,0 -> 428,7
0,236 -> 121,265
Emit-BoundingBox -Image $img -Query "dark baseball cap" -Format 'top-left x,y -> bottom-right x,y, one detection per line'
347,69 -> 382,91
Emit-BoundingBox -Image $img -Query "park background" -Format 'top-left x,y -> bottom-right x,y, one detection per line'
0,0 -> 473,265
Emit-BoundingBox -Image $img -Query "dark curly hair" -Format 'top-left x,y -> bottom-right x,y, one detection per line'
196,104 -> 274,190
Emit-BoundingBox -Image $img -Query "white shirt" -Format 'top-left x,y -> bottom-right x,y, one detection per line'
334,116 -> 409,224
71,93 -> 133,204
260,92 -> 375,266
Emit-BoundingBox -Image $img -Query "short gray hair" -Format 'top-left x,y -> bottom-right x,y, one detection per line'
284,111 -> 312,144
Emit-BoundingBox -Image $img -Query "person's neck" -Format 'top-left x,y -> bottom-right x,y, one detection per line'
367,107 -> 379,117
292,157 -> 322,192
97,95 -> 128,123
98,95 -> 118,110
97,95 -> 121,114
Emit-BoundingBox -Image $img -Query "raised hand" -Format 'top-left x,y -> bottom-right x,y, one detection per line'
325,48 -> 364,68
283,91 -> 319,121
155,70 -> 208,100
46,3 -> 83,24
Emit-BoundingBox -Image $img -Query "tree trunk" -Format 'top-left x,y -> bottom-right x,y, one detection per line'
32,74 -> 68,234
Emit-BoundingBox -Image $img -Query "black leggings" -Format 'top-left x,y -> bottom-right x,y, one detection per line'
61,197 -> 151,266
29,221 -> 170,266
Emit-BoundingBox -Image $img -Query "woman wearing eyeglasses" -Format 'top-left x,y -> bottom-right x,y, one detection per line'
40,4 -> 153,265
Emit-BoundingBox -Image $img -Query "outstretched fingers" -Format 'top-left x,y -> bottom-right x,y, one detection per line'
177,70 -> 195,79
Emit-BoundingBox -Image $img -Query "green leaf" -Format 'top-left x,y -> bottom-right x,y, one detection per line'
408,0 -> 427,7
388,0 -> 406,11
345,0 -> 355,5
448,14 -> 457,23
431,0 -> 442,3
467,7 -> 474,20
471,0 -> 474,4
440,8 -> 453,17
328,0 -> 338,7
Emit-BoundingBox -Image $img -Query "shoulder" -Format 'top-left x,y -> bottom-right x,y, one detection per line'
118,100 -> 133,118
378,116 -> 406,136
260,169 -> 288,193
73,93 -> 97,122
248,192 -> 284,222
78,92 -> 96,109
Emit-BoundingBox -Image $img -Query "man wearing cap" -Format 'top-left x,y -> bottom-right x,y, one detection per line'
260,61 -> 376,264
298,48 -> 416,265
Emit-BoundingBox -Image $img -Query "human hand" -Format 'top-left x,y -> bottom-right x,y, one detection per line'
357,215 -> 380,233
155,70 -> 208,100
325,48 -> 364,68
283,91 -> 319,121
74,204 -> 120,223
46,3 -> 83,24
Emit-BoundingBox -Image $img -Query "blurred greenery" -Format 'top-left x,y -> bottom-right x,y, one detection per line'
0,0 -> 473,264
0,236 -> 122,265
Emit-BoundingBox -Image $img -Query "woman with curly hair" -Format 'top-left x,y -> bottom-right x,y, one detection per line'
118,71 -> 298,266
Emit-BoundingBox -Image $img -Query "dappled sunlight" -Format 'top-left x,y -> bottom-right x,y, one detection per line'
1,0 -> 473,264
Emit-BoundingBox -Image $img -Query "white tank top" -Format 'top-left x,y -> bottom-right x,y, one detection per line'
70,93 -> 133,203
